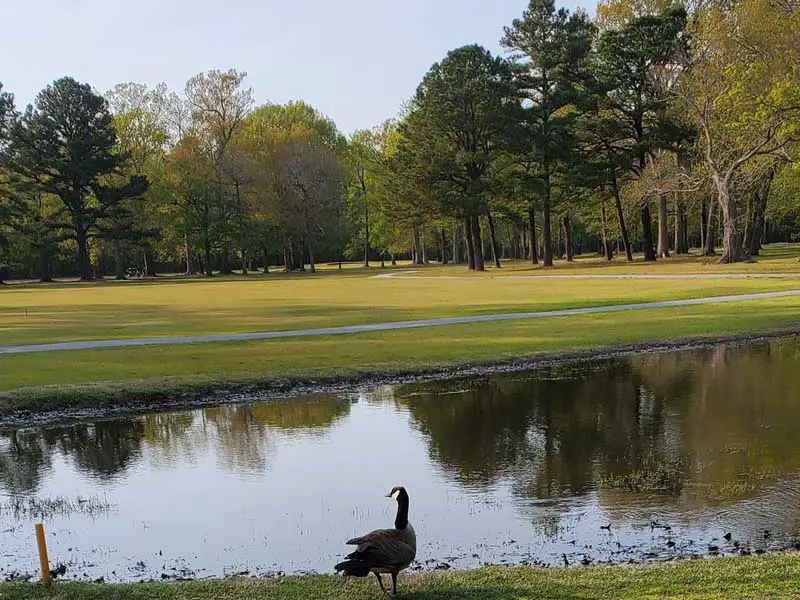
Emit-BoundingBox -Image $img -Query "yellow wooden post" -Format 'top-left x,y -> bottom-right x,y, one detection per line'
35,523 -> 52,587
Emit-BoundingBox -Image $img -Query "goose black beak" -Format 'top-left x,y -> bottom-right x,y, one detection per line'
385,492 -> 393,498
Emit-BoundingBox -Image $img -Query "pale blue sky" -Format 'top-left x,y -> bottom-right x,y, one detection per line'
0,0 -> 590,134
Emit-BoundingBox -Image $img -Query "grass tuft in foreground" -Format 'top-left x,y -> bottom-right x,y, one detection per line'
2,555 -> 800,599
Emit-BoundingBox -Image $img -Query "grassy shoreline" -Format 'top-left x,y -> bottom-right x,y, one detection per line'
2,555 -> 800,599
2,324 -> 799,427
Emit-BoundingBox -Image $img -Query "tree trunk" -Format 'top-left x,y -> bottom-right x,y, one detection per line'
487,212 -> 501,269
703,199 -> 716,256
471,215 -> 485,271
611,176 -> 633,262
562,215 -> 574,262
142,249 -> 149,278
600,201 -> 613,261
144,248 -> 157,277
75,226 -> 92,281
184,232 -> 193,275
464,216 -> 476,270
542,181 -> 554,266
452,224 -> 461,264
38,245 -> 53,282
220,247 -> 232,275
716,179 -> 749,263
233,182 -> 247,275
364,204 -> 370,268
521,227 -> 527,260
556,223 -> 563,259
657,194 -> 670,258
674,194 -> 689,254
307,236 -> 316,273
700,198 -> 708,252
440,228 -> 448,265
204,236 -> 213,276
412,226 -> 424,265
744,167 -> 773,256
114,241 -> 125,280
528,209 -> 539,265
641,201 -> 657,261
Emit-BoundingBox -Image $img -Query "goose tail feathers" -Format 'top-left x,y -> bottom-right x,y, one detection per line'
334,559 -> 372,578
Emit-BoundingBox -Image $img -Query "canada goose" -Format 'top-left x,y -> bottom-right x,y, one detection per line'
335,486 -> 416,595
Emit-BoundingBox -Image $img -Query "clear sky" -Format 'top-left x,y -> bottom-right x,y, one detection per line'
0,0 -> 591,134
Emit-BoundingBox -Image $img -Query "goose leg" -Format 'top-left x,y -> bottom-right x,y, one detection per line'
374,572 -> 387,594
391,572 -> 398,595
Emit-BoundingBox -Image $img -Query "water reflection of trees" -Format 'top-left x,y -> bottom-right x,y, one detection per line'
0,430 -> 54,495
395,361 -> 683,498
0,396 -> 351,495
395,341 -> 800,510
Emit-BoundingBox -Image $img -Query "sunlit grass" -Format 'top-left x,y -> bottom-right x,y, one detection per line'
2,296 -> 800,409
1,245 -> 800,409
2,245 -> 800,346
2,554 -> 800,599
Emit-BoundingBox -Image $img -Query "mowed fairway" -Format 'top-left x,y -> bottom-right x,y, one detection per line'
3,249 -> 800,347
2,247 -> 800,400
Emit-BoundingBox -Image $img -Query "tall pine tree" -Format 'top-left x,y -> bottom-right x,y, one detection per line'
502,0 -> 595,267
596,7 -> 688,261
0,78 -> 148,280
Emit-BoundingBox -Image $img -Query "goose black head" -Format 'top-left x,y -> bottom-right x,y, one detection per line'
385,486 -> 408,501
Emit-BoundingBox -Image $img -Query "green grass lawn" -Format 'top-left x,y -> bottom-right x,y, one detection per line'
2,555 -> 799,599
2,247 -> 800,347
2,246 -> 800,411
3,295 -> 800,412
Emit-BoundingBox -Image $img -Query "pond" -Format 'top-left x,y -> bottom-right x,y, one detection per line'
2,340 -> 800,582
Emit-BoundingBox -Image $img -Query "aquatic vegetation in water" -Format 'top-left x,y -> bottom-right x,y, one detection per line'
705,469 -> 785,500
600,453 -> 689,495
0,495 -> 113,520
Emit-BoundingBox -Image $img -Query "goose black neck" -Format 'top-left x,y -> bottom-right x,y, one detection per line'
394,490 -> 409,530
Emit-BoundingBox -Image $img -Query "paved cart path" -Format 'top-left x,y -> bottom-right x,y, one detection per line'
2,288 -> 799,355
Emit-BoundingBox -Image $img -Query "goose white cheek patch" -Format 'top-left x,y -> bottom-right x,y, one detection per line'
391,490 -> 400,500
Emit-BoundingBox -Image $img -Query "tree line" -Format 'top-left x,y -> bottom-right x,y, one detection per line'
1,0 -> 799,281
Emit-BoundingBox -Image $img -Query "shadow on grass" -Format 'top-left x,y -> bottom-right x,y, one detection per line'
402,587 -> 525,600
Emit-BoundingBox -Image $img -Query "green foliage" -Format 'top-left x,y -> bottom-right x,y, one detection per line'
0,78 -> 149,280
2,0 -> 800,278
401,45 -> 517,218
501,0 -> 596,265
679,0 -> 800,261
243,101 -> 345,153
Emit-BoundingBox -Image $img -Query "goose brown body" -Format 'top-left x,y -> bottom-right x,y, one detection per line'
335,486 -> 416,595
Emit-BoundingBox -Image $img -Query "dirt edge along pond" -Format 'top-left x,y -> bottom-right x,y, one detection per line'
2,330 -> 800,429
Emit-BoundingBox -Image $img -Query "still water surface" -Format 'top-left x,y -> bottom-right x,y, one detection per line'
2,341 -> 800,581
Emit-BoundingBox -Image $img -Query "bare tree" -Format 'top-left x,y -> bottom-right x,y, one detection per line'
278,139 -> 342,273
185,69 -> 253,162
185,69 -> 254,273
